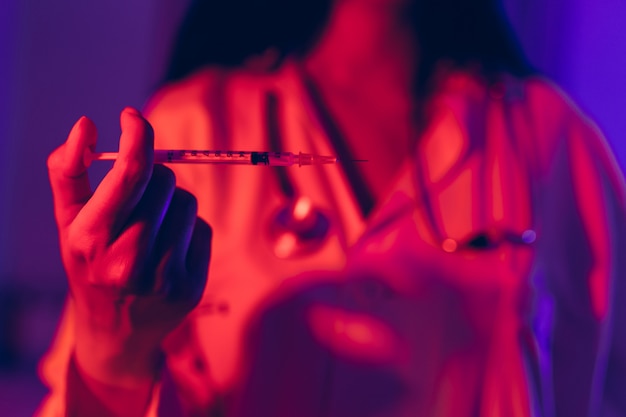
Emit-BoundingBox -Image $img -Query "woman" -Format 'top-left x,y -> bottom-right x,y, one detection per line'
39,0 -> 626,415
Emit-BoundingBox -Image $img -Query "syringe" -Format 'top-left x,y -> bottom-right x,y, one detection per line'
89,150 -> 359,167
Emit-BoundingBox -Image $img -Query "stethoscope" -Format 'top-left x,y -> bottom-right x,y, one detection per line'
264,90 -> 334,259
264,71 -> 537,259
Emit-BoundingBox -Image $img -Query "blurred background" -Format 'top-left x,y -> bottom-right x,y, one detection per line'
0,0 -> 624,415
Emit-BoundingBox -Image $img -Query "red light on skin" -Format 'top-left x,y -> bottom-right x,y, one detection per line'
273,232 -> 298,259
307,304 -> 400,363
292,196 -> 313,221
441,238 -> 458,253
420,107 -> 467,184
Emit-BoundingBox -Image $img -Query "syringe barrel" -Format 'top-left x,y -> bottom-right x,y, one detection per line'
265,152 -> 296,166
153,150 -> 296,165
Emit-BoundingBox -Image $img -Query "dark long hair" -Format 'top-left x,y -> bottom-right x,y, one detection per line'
164,0 -> 333,82
410,0 -> 533,97
163,0 -> 533,98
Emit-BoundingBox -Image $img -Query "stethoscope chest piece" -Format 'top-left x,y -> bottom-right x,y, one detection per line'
268,196 -> 331,259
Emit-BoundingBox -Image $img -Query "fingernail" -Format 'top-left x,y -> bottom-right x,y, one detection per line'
69,116 -> 86,137
65,116 -> 96,176
123,107 -> 142,117
67,116 -> 89,149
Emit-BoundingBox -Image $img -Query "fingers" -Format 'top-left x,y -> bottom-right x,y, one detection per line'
107,164 -> 177,291
74,108 -> 155,240
151,188 -> 201,299
48,116 -> 98,230
184,218 -> 212,304
99,185 -> 210,308
52,108 -> 211,312
155,191 -> 212,305
120,185 -> 211,306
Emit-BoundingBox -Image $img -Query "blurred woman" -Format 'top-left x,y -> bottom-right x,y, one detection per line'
39,0 -> 626,415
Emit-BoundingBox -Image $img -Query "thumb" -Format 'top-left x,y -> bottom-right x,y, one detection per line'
48,116 -> 97,231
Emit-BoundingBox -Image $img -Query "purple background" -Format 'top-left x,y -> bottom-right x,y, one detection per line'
0,0 -> 624,415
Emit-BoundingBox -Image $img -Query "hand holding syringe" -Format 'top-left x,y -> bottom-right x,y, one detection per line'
50,108 -> 366,414
89,150 -> 365,166
48,109 -> 217,415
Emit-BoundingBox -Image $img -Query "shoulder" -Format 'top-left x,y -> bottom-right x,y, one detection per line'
143,68 -> 226,149
523,76 -> 591,140
523,77 -> 626,206
145,68 -> 223,121
522,77 -> 608,171
143,65 -> 294,149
